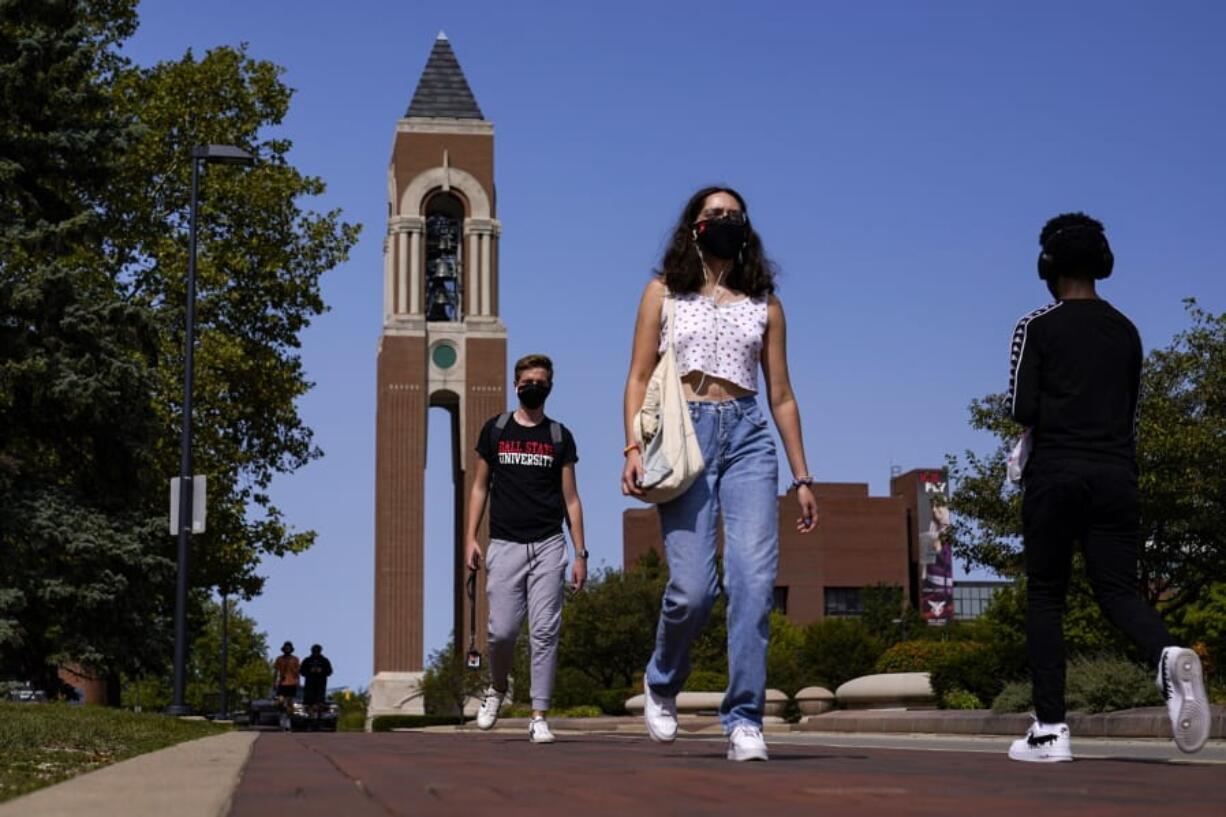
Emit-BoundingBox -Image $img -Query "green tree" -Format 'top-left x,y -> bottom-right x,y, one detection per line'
798,619 -> 884,690
122,598 -> 271,713
945,301 -> 1226,615
0,0 -> 170,698
557,560 -> 664,692
0,3 -> 360,700
1164,582 -> 1226,686
419,639 -> 486,718
860,583 -> 920,645
104,44 -> 361,598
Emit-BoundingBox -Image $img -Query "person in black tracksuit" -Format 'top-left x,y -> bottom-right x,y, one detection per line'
1005,212 -> 1209,763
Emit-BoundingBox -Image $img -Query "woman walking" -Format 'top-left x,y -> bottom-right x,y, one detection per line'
622,186 -> 818,761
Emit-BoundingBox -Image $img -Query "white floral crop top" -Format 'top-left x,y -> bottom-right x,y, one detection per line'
659,292 -> 769,392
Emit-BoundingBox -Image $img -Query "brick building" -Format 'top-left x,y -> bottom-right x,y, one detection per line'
623,468 -> 962,625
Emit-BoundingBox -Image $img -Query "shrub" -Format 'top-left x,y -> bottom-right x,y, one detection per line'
766,610 -> 806,695
683,670 -> 727,692
941,688 -> 984,710
799,619 -> 884,689
991,655 -> 1163,714
593,687 -> 633,715
1067,655 -> 1162,713
992,680 -> 1033,713
874,640 -> 950,673
332,689 -> 369,732
874,640 -> 1003,707
551,666 -> 601,709
419,640 -> 487,715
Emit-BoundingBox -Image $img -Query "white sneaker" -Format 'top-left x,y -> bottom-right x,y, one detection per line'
1008,721 -> 1072,762
726,724 -> 769,762
1158,647 -> 1210,754
475,687 -> 505,731
528,716 -> 555,744
642,678 -> 677,743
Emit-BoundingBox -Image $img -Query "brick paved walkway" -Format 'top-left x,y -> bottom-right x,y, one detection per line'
229,731 -> 1224,817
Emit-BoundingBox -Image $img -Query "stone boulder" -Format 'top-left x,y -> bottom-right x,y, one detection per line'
794,686 -> 835,715
834,672 -> 936,710
625,689 -> 788,721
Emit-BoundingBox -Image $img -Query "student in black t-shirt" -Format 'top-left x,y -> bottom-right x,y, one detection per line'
300,644 -> 333,717
464,353 -> 588,744
1005,212 -> 1209,762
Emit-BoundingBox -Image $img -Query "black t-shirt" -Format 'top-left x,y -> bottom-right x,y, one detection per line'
1008,299 -> 1141,464
476,414 -> 578,544
300,655 -> 332,689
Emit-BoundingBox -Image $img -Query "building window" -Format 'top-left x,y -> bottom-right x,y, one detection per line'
952,581 -> 1012,619
824,587 -> 862,617
772,586 -> 788,615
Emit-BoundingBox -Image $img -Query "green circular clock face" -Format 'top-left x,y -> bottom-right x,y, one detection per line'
432,343 -> 458,369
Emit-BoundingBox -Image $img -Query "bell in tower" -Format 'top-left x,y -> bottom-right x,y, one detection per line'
425,199 -> 462,322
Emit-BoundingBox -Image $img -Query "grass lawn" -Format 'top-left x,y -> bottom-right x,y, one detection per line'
0,702 -> 227,803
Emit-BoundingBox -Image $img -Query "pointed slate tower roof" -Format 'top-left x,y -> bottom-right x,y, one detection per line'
406,32 -> 484,120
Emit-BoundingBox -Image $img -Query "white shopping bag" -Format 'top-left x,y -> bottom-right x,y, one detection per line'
1006,429 -> 1033,485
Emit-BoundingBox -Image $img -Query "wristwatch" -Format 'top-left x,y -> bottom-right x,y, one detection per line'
574,549 -> 589,560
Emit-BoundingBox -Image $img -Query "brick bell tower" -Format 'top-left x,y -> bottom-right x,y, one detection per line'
369,33 -> 506,720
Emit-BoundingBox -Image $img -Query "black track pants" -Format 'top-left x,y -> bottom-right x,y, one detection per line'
1021,457 -> 1173,724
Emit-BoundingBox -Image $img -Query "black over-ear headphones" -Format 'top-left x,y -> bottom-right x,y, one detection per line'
1037,224 -> 1114,281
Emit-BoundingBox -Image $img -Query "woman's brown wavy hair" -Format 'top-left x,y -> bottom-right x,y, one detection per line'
656,186 -> 778,298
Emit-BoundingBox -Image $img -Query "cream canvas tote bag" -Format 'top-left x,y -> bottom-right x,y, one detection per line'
633,294 -> 705,504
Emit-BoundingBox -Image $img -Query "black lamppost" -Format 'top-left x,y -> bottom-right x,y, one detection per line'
219,590 -> 230,720
168,144 -> 255,716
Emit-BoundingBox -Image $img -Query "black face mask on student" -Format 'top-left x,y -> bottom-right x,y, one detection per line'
694,216 -> 747,260
517,383 -> 551,410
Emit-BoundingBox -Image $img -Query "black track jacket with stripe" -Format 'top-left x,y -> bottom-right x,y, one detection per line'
1007,299 -> 1142,465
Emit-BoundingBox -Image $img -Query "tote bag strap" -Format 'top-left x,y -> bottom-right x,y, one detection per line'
664,291 -> 678,357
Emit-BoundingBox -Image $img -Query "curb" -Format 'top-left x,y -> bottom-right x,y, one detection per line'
796,705 -> 1226,738
0,730 -> 258,817
420,706 -> 1226,740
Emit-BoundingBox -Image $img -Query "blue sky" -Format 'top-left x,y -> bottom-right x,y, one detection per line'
124,1 -> 1226,690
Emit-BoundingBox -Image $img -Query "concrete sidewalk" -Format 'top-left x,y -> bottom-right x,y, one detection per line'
0,731 -> 257,817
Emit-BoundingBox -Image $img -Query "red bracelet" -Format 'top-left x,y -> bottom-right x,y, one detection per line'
623,442 -> 640,456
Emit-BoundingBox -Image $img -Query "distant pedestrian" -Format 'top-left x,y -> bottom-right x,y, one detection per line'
272,641 -> 300,731
1005,212 -> 1210,762
300,644 -> 333,718
465,353 -> 588,744
621,186 -> 818,762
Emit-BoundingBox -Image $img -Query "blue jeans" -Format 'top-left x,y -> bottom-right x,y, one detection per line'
645,396 -> 779,731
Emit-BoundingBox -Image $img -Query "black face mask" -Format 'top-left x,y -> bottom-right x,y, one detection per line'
517,382 -> 551,410
694,216 -> 747,260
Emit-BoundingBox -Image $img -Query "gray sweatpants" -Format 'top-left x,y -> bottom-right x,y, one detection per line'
486,533 -> 567,711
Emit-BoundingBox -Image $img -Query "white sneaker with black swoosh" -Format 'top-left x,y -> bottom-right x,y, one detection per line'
1008,720 -> 1072,762
528,716 -> 555,744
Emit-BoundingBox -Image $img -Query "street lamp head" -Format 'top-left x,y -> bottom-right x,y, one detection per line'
192,144 -> 255,166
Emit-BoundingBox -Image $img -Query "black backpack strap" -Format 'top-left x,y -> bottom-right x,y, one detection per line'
494,412 -> 513,439
486,413 -> 513,488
